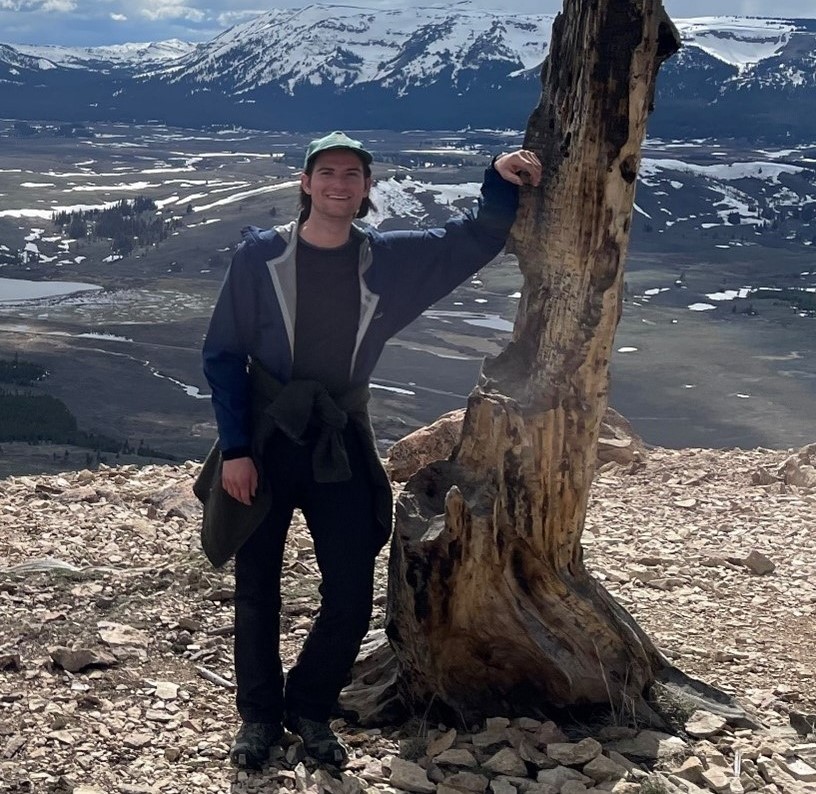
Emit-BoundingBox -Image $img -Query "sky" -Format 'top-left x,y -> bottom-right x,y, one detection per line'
1,0 -> 814,47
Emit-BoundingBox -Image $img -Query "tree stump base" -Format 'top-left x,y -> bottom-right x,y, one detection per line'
342,0 -> 757,737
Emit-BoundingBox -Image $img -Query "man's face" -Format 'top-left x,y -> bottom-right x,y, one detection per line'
301,149 -> 371,222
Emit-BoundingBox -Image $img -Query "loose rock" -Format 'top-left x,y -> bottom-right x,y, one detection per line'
546,738 -> 602,766
742,550 -> 775,576
389,757 -> 437,794
685,710 -> 728,738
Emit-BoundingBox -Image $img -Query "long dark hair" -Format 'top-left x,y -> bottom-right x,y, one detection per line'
298,152 -> 377,220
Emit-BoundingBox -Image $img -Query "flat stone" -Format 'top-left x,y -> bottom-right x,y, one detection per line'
294,761 -> 314,791
97,621 -> 149,649
122,733 -> 152,749
145,709 -> 173,722
314,769 -> 344,794
472,730 -> 506,748
536,766 -> 592,788
649,773 -> 695,793
700,743 -> 729,768
3,735 -> 26,759
483,747 -> 527,777
428,728 -> 458,758
339,773 -> 365,794
176,616 -> 202,632
778,757 -> 816,783
434,749 -> 478,767
50,646 -> 116,673
604,730 -> 687,761
533,722 -> 568,747
702,766 -> 732,793
672,756 -> 704,784
489,780 -> 517,794
518,738 -> 555,768
546,738 -> 602,766
685,710 -> 727,738
582,754 -> 627,783
153,681 -> 179,700
442,771 -> 489,792
485,717 -> 511,731
742,550 -> 775,575
390,758 -> 436,794
756,756 -> 798,789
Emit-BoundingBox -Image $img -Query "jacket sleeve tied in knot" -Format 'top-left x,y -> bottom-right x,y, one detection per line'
254,380 -> 352,483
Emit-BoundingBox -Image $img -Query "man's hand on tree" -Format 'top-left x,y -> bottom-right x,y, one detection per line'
222,456 -> 258,506
495,149 -> 542,187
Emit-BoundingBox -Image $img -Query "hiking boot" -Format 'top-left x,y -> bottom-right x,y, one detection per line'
229,721 -> 283,769
285,713 -> 348,765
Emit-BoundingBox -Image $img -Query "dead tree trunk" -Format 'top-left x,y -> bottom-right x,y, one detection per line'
343,0 -> 752,726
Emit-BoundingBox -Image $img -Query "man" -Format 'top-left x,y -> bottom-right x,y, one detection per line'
200,131 -> 541,769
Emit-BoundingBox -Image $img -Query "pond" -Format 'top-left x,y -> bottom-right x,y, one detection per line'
0,277 -> 102,303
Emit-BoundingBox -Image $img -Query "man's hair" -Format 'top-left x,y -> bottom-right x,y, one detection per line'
298,151 -> 376,220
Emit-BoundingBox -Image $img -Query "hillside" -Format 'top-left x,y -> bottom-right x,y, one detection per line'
1,444 -> 815,792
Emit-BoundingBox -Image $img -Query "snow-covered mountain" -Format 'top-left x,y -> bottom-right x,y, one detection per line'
675,17 -> 795,70
13,39 -> 197,70
0,42 -> 58,74
0,7 -> 814,140
142,6 -> 550,94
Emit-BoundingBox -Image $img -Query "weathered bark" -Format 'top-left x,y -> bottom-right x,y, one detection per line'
379,0 -> 681,718
344,1 -> 751,726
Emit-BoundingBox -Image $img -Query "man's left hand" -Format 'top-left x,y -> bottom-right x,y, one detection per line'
495,149 -> 542,187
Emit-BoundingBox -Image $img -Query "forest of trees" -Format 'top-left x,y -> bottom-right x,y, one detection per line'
0,357 -> 175,461
0,355 -> 46,386
52,196 -> 180,257
748,286 -> 816,315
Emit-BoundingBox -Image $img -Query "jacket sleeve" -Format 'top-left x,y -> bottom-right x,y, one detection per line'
377,162 -> 519,334
202,244 -> 257,457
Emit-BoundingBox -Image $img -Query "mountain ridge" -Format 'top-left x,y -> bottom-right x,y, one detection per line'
1,8 -> 814,140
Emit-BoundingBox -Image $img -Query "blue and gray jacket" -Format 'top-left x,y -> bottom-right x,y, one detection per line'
202,163 -> 520,456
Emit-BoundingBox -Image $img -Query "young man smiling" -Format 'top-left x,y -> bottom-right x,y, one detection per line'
199,131 -> 541,769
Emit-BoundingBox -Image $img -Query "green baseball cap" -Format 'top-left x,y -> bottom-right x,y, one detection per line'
303,131 -> 373,169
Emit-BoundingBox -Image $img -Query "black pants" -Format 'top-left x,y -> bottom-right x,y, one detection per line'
233,426 -> 380,723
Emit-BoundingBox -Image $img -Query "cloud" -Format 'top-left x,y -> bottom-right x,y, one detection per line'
216,8 -> 266,27
139,0 -> 205,22
0,0 -> 75,9
110,11 -> 126,21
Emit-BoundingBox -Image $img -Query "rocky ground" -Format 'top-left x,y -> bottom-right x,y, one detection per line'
1,444 -> 815,794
